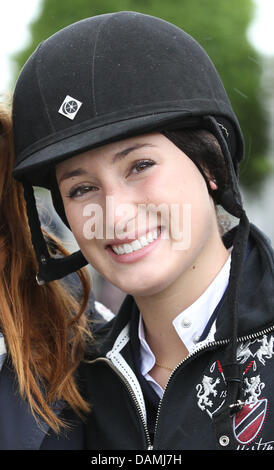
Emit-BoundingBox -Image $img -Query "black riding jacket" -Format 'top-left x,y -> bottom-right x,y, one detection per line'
83,224 -> 274,450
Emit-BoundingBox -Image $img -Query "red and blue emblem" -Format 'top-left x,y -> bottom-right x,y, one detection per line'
233,398 -> 268,444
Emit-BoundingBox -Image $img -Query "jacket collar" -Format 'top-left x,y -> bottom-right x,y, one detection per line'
215,224 -> 274,340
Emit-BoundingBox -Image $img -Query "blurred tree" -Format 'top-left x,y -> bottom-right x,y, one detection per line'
12,0 -> 272,189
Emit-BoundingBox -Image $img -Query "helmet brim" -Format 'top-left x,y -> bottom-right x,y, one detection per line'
13,109 -> 239,188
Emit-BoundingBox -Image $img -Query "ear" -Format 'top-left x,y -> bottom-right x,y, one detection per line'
209,179 -> 218,191
199,164 -> 218,192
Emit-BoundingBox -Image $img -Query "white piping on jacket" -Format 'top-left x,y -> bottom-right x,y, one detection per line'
106,323 -> 147,423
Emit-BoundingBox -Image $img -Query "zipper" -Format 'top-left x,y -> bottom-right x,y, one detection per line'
91,357 -> 153,450
153,324 -> 274,447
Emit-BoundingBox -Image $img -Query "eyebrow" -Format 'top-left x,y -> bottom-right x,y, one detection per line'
112,143 -> 157,163
57,168 -> 89,185
58,143 -> 157,184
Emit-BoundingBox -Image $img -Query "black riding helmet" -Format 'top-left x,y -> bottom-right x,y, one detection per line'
12,11 -> 246,280
12,11 -> 250,448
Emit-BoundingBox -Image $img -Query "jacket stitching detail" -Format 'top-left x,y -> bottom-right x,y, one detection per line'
106,324 -> 147,422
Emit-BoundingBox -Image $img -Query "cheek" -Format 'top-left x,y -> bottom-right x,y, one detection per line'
138,166 -> 211,239
136,171 -> 161,201
64,201 -> 107,269
145,164 -> 208,213
159,168 -> 213,243
140,168 -> 184,203
64,202 -> 87,242
66,204 -> 102,266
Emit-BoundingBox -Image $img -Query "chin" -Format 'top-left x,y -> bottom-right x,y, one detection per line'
112,272 -> 173,298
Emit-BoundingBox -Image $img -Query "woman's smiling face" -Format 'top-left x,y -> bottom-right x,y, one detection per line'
56,132 -> 221,296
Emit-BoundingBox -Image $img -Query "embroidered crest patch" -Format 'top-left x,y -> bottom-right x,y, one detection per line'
233,398 -> 268,444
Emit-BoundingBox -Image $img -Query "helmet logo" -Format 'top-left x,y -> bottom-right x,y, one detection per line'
58,95 -> 82,120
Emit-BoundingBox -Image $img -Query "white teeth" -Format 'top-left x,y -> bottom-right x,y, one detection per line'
146,232 -> 153,243
124,244 -> 133,254
111,229 -> 160,255
139,236 -> 149,247
131,240 -> 142,250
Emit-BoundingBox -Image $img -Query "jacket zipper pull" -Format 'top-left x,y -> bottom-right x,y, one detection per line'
147,445 -> 153,450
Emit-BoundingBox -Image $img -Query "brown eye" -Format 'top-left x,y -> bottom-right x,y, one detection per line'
131,160 -> 155,174
68,184 -> 98,198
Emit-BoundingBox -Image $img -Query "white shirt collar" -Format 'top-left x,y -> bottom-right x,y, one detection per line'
172,253 -> 231,353
138,254 -> 232,397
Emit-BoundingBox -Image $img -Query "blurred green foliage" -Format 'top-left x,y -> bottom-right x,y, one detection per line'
12,0 -> 272,190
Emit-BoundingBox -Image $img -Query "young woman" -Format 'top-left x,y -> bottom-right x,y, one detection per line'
12,12 -> 274,450
0,104 -> 94,450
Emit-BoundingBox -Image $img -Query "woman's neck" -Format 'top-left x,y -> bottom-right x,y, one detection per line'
134,233 -> 229,365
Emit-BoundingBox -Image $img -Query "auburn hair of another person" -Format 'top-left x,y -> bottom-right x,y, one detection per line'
0,105 -> 92,432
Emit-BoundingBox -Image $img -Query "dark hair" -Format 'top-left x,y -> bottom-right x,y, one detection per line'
163,128 -> 231,234
163,128 -> 228,200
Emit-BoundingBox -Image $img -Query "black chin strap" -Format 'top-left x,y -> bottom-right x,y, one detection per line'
213,209 -> 250,449
23,182 -> 88,283
205,117 -> 250,448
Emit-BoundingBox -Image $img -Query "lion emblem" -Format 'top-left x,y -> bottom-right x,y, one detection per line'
196,375 -> 220,411
244,375 -> 265,404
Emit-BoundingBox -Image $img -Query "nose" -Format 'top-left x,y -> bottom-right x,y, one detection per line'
104,185 -> 139,241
